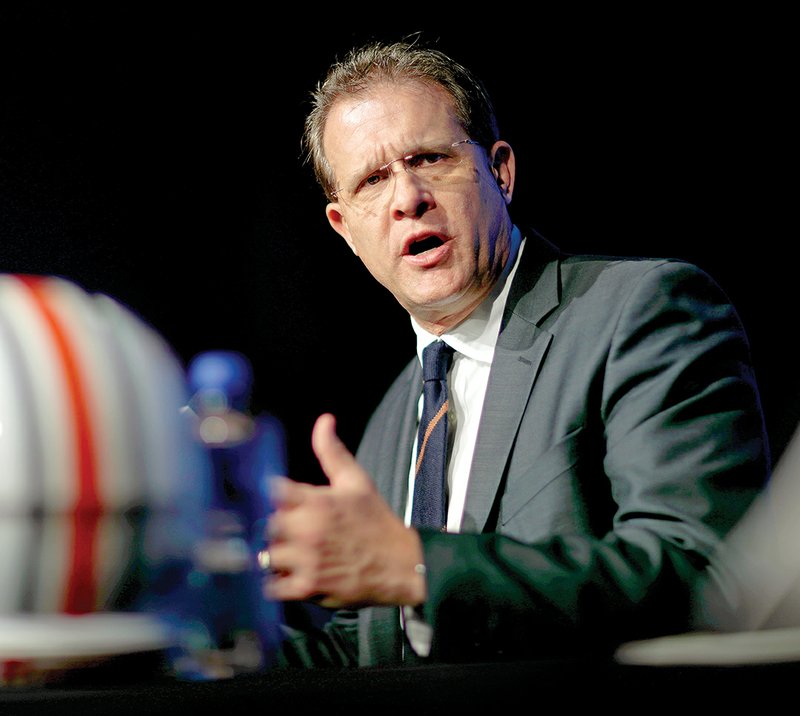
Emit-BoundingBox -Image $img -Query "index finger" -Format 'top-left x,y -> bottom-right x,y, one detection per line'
270,475 -> 314,509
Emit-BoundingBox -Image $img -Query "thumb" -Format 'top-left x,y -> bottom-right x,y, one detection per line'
312,413 -> 368,490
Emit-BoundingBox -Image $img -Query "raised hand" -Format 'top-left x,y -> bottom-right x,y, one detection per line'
264,413 -> 427,609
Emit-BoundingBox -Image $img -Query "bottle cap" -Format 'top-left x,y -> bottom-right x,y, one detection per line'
188,351 -> 253,412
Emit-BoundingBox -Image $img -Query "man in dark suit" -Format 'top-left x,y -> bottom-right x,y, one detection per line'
264,39 -> 769,666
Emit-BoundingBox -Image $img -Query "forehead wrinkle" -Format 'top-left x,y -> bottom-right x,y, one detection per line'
325,80 -> 463,184
335,101 -> 417,175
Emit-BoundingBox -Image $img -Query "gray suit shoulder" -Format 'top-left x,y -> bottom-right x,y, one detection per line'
557,252 -> 736,311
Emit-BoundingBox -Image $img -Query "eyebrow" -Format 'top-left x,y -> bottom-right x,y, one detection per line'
353,140 -> 452,178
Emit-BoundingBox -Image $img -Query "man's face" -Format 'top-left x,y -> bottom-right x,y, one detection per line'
323,81 -> 516,333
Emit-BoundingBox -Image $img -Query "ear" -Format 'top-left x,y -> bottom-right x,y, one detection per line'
325,202 -> 359,256
489,141 -> 515,205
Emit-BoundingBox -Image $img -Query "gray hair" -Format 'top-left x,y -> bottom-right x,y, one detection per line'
303,39 -> 500,200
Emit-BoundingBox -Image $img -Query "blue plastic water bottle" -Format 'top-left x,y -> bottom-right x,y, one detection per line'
181,350 -> 285,679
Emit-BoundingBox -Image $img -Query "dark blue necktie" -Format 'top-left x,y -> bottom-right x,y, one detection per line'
411,340 -> 455,530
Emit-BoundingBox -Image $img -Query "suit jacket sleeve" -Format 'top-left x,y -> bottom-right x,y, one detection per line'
409,257 -> 769,662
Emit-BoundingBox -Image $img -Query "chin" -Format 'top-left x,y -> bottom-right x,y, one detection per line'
406,291 -> 474,324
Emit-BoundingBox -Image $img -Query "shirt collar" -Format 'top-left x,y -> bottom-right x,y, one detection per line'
411,225 -> 525,365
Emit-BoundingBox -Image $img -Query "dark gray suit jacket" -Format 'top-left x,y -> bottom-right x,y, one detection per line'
281,231 -> 769,667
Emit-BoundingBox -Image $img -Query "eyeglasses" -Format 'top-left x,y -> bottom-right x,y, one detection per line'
331,139 -> 481,211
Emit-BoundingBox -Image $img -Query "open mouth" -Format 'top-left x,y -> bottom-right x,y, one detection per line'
408,235 -> 445,256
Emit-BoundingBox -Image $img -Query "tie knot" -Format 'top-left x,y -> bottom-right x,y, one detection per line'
422,340 -> 454,382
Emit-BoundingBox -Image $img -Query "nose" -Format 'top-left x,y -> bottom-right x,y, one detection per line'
388,167 -> 435,219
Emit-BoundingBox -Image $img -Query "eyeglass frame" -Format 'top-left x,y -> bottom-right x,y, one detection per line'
329,139 -> 482,204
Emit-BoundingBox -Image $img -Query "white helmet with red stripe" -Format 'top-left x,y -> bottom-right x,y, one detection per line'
0,274 -> 209,620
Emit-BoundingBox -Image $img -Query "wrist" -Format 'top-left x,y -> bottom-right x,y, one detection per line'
387,526 -> 428,606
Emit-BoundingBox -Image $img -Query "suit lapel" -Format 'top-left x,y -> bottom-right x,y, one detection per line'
461,233 -> 561,533
386,361 -> 422,517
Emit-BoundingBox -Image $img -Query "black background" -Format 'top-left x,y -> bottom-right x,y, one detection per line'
1,6 -> 794,482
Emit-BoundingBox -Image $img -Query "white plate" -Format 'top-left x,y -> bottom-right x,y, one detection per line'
0,613 -> 171,660
615,626 -> 800,666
